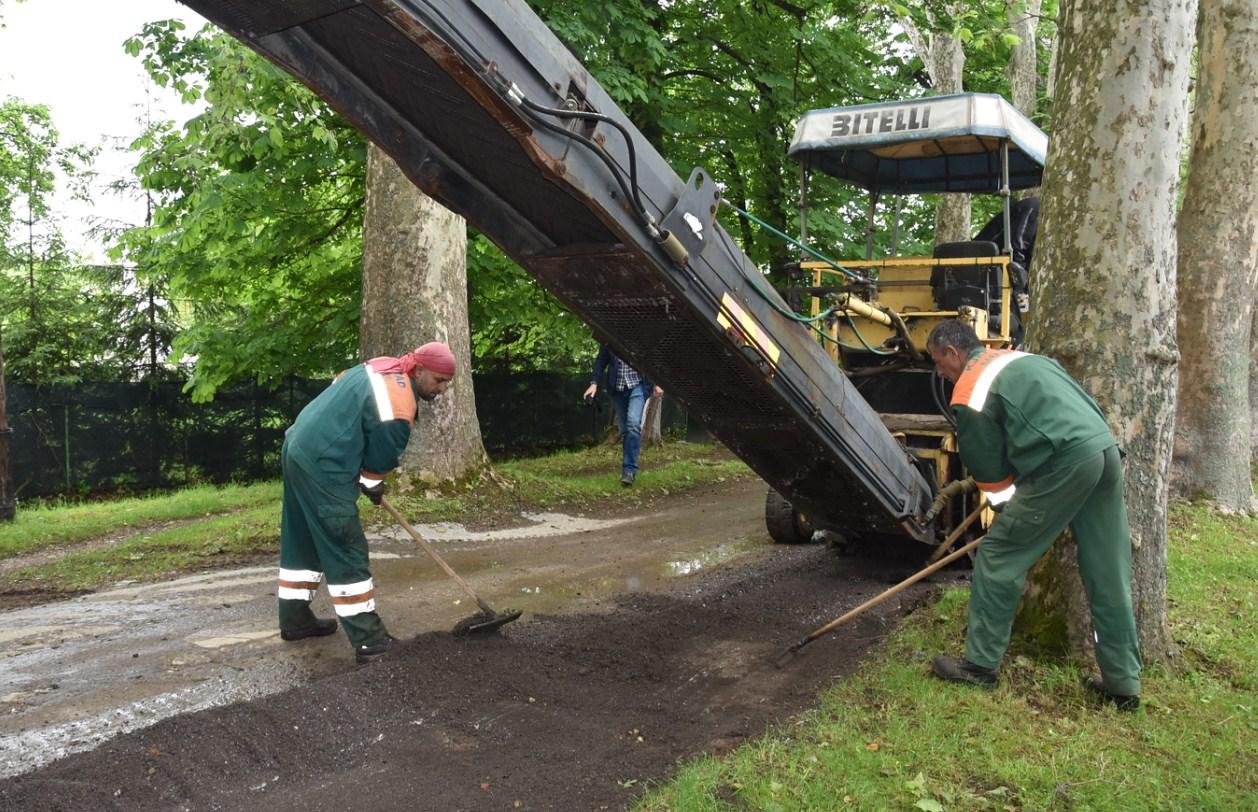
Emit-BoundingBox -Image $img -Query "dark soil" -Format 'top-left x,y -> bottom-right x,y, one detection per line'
0,542 -> 948,812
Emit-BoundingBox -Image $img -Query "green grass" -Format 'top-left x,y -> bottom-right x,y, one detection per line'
636,498 -> 1258,812
1,441 -> 750,595
7,503 -> 282,590
384,440 -> 751,524
0,481 -> 280,560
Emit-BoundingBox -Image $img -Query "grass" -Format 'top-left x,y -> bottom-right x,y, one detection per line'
0,441 -> 750,595
0,481 -> 280,560
385,440 -> 751,524
634,497 -> 1258,812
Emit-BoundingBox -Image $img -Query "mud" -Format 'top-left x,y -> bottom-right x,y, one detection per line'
0,478 -> 960,811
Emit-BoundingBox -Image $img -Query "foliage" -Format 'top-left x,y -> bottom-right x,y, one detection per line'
0,98 -> 154,383
531,0 -> 1040,282
115,21 -> 367,400
637,496 -> 1258,812
467,233 -> 595,372
109,3 -> 1052,393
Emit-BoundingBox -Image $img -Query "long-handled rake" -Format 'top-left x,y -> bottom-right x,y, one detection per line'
379,496 -> 522,636
776,505 -> 985,668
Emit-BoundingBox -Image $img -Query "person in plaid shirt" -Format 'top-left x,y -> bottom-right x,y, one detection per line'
583,343 -> 663,486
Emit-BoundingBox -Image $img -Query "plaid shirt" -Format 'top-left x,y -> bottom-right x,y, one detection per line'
590,344 -> 649,393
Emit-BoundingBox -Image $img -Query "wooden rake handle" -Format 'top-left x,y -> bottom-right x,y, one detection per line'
776,504 -> 985,667
379,495 -> 496,617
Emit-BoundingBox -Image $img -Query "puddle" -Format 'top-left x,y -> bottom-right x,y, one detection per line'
372,511 -> 632,543
664,540 -> 755,578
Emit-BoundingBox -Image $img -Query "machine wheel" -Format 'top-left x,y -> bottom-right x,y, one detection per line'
765,488 -> 815,544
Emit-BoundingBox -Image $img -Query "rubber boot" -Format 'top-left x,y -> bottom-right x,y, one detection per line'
1081,674 -> 1140,711
278,599 -> 338,641
931,655 -> 998,688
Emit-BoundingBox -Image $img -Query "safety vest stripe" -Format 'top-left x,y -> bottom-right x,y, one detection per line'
367,368 -> 395,422
952,350 -> 1028,411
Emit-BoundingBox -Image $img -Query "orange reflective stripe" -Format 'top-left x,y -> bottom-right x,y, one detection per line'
975,475 -> 1015,492
331,591 -> 375,605
950,349 -> 1002,407
278,579 -> 320,590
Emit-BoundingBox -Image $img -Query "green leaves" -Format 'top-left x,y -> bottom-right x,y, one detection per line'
115,22 -> 367,398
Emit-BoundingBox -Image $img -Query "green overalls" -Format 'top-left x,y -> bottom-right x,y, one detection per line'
277,362 -> 417,649
952,348 -> 1142,696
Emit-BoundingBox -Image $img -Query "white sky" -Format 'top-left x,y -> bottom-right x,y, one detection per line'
0,0 -> 209,261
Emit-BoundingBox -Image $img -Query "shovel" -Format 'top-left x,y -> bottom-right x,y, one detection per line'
775,504 -> 985,668
379,496 -> 522,636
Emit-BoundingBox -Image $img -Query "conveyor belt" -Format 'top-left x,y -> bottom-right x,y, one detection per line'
182,0 -> 935,543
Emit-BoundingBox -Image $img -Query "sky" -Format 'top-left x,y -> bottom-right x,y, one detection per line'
0,0 -> 209,261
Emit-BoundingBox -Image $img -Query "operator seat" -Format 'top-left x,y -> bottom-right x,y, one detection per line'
930,239 -> 1000,314
930,239 -> 1022,344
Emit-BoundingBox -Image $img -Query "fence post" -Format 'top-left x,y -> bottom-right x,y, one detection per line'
64,401 -> 72,495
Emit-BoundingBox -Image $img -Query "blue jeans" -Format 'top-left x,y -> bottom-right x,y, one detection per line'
611,383 -> 648,475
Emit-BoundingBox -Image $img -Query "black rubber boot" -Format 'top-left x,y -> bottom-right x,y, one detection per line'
931,655 -> 998,688
280,617 -> 338,641
278,600 -> 339,641
1081,675 -> 1140,711
355,634 -> 396,664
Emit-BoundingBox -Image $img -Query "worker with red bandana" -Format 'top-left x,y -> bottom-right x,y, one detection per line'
276,342 -> 456,663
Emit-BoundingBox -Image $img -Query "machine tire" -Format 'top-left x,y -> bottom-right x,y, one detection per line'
765,488 -> 815,544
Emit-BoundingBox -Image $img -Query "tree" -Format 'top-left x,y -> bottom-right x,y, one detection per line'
1020,0 -> 1196,666
1171,0 -> 1258,513
1005,0 -> 1045,116
119,22 -> 366,399
359,144 -> 486,484
896,2 -> 973,242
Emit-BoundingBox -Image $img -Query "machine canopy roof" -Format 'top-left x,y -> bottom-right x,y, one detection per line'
788,93 -> 1048,194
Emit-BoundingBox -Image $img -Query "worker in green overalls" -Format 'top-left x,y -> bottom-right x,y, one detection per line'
926,320 -> 1141,710
276,342 -> 456,664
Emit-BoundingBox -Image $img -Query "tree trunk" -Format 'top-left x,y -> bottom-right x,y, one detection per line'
903,9 -> 972,242
1005,0 -> 1044,118
359,143 -> 487,486
1251,301 -> 1258,462
642,392 -> 664,448
1019,0 -> 1195,667
1172,0 -> 1258,512
0,338 -> 14,522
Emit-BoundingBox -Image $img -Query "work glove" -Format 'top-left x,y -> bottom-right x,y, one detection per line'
359,478 -> 386,506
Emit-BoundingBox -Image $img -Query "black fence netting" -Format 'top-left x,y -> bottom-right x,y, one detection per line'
5,372 -> 694,499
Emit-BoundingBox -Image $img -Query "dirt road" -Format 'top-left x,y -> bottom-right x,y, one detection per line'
0,477 -> 957,811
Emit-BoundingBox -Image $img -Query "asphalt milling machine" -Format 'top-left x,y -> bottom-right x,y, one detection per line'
181,0 -> 1046,559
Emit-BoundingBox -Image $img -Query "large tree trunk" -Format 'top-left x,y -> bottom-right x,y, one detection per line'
1018,0 -> 1195,667
1172,0 -> 1258,512
360,143 -> 487,486
903,7 -> 971,242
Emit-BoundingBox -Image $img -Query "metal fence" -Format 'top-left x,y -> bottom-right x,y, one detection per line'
6,372 -> 693,499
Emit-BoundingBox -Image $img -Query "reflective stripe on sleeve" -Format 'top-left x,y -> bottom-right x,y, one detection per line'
986,483 -> 1016,505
